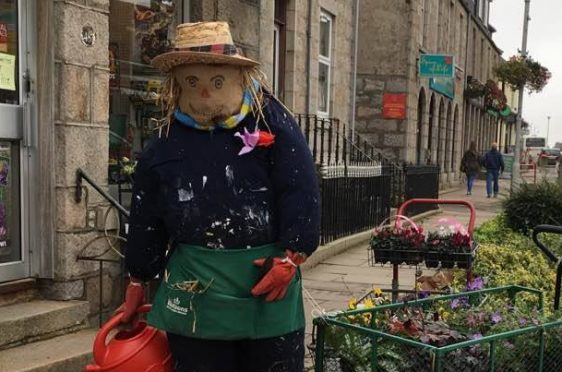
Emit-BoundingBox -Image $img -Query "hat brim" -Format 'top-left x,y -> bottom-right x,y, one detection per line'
151,51 -> 259,73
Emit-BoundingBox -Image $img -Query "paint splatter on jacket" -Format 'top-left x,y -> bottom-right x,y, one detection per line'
125,96 -> 321,281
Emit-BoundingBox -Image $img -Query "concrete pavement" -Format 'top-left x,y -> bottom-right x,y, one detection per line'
301,177 -> 506,363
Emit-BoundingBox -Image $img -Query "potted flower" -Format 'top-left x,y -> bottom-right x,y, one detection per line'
370,216 -> 425,266
423,218 -> 476,269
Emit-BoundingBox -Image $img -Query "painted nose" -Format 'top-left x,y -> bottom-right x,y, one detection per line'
200,88 -> 210,98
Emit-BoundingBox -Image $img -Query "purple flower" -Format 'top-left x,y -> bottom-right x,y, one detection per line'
451,297 -> 468,309
491,312 -> 502,324
518,318 -> 528,326
470,333 -> 483,340
418,291 -> 430,299
467,277 -> 484,291
234,128 -> 260,155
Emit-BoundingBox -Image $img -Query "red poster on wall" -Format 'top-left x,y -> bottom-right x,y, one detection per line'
383,93 -> 407,120
0,23 -> 8,53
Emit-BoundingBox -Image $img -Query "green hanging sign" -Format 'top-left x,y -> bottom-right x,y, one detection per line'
430,77 -> 455,99
419,55 -> 455,78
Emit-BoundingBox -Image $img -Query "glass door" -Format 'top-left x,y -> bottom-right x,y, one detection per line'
0,0 -> 27,282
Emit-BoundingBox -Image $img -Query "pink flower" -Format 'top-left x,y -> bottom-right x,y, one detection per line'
234,128 -> 260,155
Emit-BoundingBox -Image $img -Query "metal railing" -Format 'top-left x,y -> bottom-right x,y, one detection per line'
295,114 -> 440,244
75,168 -> 129,327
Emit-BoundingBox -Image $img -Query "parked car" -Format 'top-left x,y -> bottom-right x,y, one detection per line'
539,148 -> 561,166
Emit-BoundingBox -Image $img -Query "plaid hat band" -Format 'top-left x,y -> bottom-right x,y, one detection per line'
175,43 -> 238,56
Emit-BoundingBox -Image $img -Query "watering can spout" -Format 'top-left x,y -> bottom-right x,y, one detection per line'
84,304 -> 174,372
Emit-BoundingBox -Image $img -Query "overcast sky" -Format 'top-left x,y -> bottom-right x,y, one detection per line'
490,0 -> 562,147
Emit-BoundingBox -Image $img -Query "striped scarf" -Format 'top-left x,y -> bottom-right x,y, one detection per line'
174,85 -> 254,131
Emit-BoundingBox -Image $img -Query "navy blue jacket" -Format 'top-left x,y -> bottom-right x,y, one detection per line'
124,96 -> 321,281
483,148 -> 505,172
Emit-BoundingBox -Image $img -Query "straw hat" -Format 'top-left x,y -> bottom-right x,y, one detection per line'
151,22 -> 259,72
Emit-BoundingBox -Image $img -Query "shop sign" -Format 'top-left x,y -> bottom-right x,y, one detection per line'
0,23 -> 7,53
419,54 -> 455,78
430,77 -> 455,99
382,93 -> 407,120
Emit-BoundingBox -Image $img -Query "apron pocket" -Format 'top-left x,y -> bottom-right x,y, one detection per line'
148,284 -> 258,340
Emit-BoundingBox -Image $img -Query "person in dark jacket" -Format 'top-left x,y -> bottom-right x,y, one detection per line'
483,142 -> 505,198
118,22 -> 320,372
460,141 -> 481,195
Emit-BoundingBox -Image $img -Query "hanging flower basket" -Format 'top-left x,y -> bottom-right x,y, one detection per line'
484,79 -> 507,113
493,55 -> 551,93
464,77 -> 487,99
369,215 -> 425,266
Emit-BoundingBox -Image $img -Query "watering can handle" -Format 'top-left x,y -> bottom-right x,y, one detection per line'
93,304 -> 152,363
396,198 -> 476,234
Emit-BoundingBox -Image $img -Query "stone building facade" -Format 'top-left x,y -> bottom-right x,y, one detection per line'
355,0 -> 517,185
2,0 -> 357,321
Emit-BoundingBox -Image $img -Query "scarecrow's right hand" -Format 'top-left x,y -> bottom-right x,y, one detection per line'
116,279 -> 145,323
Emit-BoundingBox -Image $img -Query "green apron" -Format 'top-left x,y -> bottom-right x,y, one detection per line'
147,243 -> 305,340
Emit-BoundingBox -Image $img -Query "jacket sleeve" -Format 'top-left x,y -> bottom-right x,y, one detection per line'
267,101 -> 321,256
124,146 -> 169,282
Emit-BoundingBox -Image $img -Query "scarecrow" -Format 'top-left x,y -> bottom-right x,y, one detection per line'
120,22 -> 320,372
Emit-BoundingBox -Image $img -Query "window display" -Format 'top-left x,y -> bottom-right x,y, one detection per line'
108,0 -> 184,184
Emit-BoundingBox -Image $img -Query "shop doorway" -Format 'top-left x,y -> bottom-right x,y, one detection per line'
0,0 -> 32,282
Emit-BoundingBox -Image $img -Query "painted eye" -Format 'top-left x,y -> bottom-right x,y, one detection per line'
213,77 -> 224,89
186,77 -> 197,88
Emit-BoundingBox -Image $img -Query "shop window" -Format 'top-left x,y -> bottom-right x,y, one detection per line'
318,11 -> 332,116
108,0 -> 187,184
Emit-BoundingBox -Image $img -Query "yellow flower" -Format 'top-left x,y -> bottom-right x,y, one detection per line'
373,287 -> 383,297
348,298 -> 357,310
363,298 -> 375,309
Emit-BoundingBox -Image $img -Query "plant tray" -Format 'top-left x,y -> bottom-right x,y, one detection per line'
425,244 -> 479,270
368,248 -> 423,266
311,285 -> 562,371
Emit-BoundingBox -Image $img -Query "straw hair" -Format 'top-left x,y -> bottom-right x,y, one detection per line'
152,22 -> 259,72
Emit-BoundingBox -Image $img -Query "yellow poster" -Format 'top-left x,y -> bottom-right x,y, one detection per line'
0,52 -> 15,91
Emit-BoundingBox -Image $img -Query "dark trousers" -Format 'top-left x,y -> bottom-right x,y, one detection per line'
167,329 -> 305,372
486,169 -> 500,196
466,174 -> 476,193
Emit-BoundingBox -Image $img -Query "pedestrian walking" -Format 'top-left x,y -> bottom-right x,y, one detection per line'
483,142 -> 505,198
118,22 -> 320,372
460,141 -> 481,195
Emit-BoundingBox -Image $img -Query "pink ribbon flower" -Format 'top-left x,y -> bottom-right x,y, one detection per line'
234,128 -> 260,155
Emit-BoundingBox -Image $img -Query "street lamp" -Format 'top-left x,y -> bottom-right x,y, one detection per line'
547,115 -> 551,147
511,0 -> 531,193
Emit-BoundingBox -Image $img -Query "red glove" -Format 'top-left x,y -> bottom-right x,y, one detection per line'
251,250 -> 307,302
116,280 -> 145,323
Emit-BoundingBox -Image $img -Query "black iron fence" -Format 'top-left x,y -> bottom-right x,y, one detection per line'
296,114 -> 440,244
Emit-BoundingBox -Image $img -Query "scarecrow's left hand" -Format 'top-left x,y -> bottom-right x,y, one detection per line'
251,250 -> 306,302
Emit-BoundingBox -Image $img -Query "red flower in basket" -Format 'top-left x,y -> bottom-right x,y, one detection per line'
257,131 -> 275,147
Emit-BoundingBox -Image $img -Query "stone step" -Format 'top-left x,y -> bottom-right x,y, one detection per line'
0,328 -> 96,372
0,279 -> 39,307
0,300 -> 89,349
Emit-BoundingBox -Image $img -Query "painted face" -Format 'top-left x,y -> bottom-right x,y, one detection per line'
173,64 -> 245,126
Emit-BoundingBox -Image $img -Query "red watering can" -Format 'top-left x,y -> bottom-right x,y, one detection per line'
85,304 -> 174,372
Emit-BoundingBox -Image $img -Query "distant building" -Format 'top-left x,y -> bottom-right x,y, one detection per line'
355,0 -> 518,186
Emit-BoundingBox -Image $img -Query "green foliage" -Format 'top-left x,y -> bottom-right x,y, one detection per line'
503,181 -> 562,234
493,55 -> 551,93
472,216 -> 558,312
